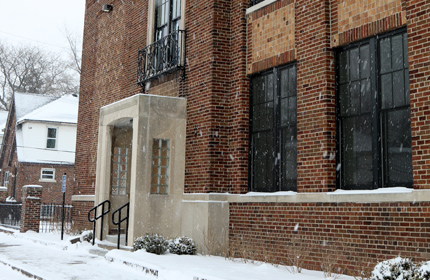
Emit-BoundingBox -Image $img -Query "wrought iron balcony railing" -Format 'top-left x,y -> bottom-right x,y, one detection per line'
250,0 -> 266,6
137,29 -> 185,87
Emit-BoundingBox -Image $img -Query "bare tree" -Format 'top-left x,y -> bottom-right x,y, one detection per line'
62,27 -> 82,75
0,41 -> 79,111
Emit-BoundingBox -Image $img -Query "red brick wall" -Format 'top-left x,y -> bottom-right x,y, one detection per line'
295,0 -> 336,192
15,163 -> 74,204
407,0 -> 430,189
75,0 -> 145,198
230,201 -> 430,274
20,186 -> 42,233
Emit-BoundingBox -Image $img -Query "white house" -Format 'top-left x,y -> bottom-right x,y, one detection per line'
0,92 -> 78,204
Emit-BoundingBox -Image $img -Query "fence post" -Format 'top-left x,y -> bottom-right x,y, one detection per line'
20,185 -> 43,233
0,187 -> 7,202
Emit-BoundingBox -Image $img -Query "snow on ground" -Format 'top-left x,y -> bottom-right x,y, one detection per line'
0,227 -> 356,280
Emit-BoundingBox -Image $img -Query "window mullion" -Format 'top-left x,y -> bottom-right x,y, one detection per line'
370,37 -> 380,189
273,67 -> 280,192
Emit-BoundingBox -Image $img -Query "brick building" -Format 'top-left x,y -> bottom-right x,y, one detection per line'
0,93 -> 78,205
74,0 -> 430,275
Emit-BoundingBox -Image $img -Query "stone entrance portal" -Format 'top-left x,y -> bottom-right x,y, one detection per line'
94,94 -> 187,245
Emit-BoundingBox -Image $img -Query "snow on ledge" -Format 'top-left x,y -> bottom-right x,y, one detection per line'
0,186 -> 7,191
328,187 -> 413,195
241,191 -> 297,197
22,185 -> 42,189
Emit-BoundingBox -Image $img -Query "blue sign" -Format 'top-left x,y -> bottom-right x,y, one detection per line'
62,174 -> 66,193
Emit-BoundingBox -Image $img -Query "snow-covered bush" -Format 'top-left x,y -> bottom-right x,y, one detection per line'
168,236 -> 197,255
417,262 -> 430,280
80,230 -> 93,243
133,234 -> 168,255
371,257 -> 418,280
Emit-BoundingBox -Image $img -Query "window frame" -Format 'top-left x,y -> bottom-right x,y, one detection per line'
40,168 -> 55,182
335,27 -> 412,190
249,63 -> 297,192
46,127 -> 57,149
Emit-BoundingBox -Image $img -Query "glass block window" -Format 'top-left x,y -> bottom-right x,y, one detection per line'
46,128 -> 57,149
41,168 -> 55,180
336,28 -> 412,189
151,139 -> 170,194
111,147 -> 129,195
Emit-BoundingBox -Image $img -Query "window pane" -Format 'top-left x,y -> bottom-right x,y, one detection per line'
280,126 -> 296,191
252,76 -> 263,105
380,37 -> 391,74
361,79 -> 371,113
339,84 -> 349,116
381,73 -> 393,109
360,44 -> 370,78
280,98 -> 288,127
350,48 -> 359,81
281,69 -> 288,98
288,96 -> 296,125
266,74 -> 274,102
47,128 -> 56,138
392,35 -> 403,71
339,51 -> 348,84
349,81 -> 360,115
393,71 -> 405,107
47,139 -> 56,149
383,108 -> 412,186
252,131 -> 274,192
289,66 -> 297,96
341,116 -> 373,188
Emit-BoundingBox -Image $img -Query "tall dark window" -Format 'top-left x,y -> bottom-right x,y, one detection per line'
336,28 -> 412,189
250,64 -> 297,192
155,0 -> 181,41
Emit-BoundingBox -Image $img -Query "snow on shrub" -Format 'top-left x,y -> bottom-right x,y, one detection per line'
369,257 -> 430,280
418,262 -> 430,280
133,234 -> 168,255
168,236 -> 197,255
80,230 -> 93,243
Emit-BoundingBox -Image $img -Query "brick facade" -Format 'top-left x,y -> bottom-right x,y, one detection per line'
75,0 -> 430,274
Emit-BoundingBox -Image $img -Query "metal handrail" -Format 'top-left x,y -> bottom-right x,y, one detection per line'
137,29 -> 185,87
112,202 -> 129,249
88,200 -> 111,245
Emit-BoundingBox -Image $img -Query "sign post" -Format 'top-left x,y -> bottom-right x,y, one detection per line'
61,173 -> 66,240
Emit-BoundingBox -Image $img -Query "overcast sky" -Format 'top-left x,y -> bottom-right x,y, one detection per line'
0,0 -> 86,58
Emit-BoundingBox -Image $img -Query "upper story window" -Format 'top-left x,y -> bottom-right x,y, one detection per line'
250,64 -> 297,192
46,128 -> 57,149
155,0 -> 181,41
336,28 -> 412,190
137,0 -> 185,87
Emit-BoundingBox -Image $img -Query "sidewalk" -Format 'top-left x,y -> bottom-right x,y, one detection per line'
0,227 -> 354,280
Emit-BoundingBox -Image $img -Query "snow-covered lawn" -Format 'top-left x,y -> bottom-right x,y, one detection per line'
0,227 -> 357,280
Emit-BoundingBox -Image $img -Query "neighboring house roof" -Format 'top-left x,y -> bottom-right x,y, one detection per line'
17,94 -> 79,125
13,93 -> 79,164
14,92 -> 58,121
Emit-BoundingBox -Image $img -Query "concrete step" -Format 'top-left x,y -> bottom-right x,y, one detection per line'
105,234 -> 126,245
